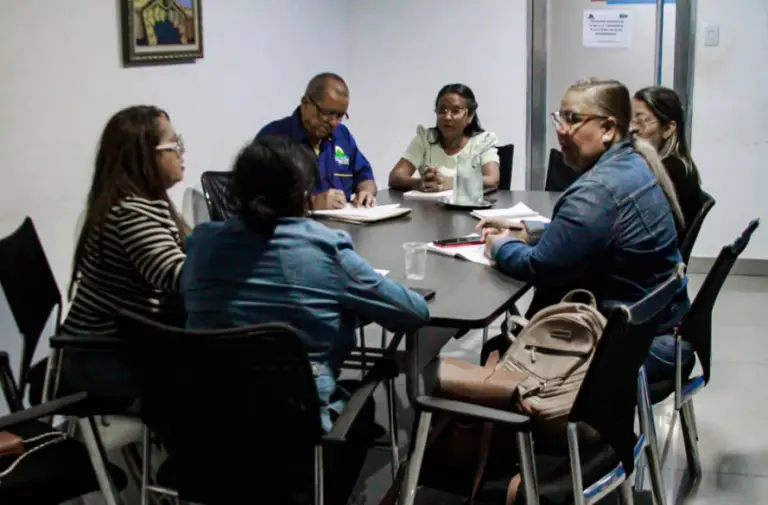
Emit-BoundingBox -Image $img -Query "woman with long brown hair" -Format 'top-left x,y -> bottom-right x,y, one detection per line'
59,105 -> 188,399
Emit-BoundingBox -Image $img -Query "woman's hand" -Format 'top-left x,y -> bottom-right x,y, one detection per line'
420,165 -> 444,192
484,229 -> 513,258
475,218 -> 524,232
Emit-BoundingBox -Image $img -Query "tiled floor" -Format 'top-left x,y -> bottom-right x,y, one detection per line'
355,273 -> 768,504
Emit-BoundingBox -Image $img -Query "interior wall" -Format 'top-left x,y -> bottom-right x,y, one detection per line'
0,0 -> 349,415
689,0 -> 768,258
346,0 -> 530,191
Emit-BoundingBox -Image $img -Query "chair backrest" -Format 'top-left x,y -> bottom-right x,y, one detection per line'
679,189 -> 715,264
544,149 -> 580,192
116,308 -> 322,503
680,218 -> 759,384
0,217 -> 61,393
200,171 -> 236,222
569,264 -> 686,475
497,144 -> 515,190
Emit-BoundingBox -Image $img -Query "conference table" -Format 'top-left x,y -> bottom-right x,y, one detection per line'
321,189 -> 560,404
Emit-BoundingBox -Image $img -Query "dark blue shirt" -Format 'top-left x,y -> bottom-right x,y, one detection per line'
256,107 -> 375,199
491,140 -> 689,335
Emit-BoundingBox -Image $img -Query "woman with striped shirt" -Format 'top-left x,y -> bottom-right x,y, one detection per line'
59,105 -> 188,400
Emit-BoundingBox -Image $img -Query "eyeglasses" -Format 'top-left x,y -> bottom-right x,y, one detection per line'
630,115 -> 657,129
550,111 -> 608,128
156,135 -> 185,156
306,96 -> 349,121
435,107 -> 468,119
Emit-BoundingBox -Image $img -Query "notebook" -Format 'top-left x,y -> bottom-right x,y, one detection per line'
312,204 -> 411,224
470,202 -> 551,223
403,189 -> 453,201
426,234 -> 492,266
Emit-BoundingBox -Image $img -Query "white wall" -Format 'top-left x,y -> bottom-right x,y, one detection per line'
347,0 -> 529,190
690,0 -> 768,258
0,0 -> 349,414
546,0 -> 677,153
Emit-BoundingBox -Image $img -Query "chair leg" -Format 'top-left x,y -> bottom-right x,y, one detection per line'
516,431 -> 540,505
141,427 -> 151,505
358,327 -> 368,373
381,328 -> 388,348
679,401 -> 703,479
385,378 -> 400,479
482,327 -> 489,346
399,411 -> 432,505
617,479 -> 635,505
638,375 -> 667,505
79,417 -> 123,505
314,445 -> 324,505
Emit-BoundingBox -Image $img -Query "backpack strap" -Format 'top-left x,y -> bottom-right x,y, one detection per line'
561,289 -> 598,308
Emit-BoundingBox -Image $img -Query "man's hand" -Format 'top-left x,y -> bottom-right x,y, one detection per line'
313,189 -> 347,210
354,190 -> 377,208
420,166 -> 445,193
483,227 -> 530,258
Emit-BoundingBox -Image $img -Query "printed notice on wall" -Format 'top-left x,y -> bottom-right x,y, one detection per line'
583,10 -> 632,48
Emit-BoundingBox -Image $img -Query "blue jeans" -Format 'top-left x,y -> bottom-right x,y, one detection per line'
644,334 -> 695,383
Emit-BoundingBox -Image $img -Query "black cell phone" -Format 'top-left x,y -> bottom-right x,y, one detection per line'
433,235 -> 483,247
412,287 -> 436,301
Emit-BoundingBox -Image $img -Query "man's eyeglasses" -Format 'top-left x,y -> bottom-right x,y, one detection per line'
306,96 -> 349,121
156,135 -> 185,156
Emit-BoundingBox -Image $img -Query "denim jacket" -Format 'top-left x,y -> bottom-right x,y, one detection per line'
181,217 -> 430,431
492,141 -> 689,333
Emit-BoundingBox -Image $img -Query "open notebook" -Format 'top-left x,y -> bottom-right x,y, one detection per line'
312,204 -> 411,224
471,202 -> 551,224
403,189 -> 453,201
426,234 -> 492,266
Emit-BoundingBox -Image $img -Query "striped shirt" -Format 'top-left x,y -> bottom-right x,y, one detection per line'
61,197 -> 187,335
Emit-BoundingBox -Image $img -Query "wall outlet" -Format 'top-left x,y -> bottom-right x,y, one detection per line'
704,25 -> 720,47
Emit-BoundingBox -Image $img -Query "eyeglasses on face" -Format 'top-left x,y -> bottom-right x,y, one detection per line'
435,107 -> 468,119
630,115 -> 658,129
306,96 -> 349,121
156,135 -> 185,156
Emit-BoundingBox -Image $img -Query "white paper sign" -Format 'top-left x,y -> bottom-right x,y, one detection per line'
583,10 -> 632,49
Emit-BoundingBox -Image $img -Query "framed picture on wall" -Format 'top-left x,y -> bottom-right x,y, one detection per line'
121,0 -> 204,65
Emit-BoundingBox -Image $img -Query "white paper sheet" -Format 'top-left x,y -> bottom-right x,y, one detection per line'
470,203 -> 550,224
427,242 -> 492,267
583,10 -> 632,49
403,189 -> 453,201
312,203 -> 401,217
374,269 -> 390,276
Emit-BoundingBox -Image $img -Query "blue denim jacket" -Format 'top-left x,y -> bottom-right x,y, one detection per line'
492,141 -> 689,333
181,217 -> 430,431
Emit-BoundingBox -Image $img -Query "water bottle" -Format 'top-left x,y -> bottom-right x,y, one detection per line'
453,154 -> 483,205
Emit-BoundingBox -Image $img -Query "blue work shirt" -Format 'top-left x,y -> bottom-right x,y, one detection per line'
256,107 -> 375,200
180,217 -> 429,431
491,140 -> 689,335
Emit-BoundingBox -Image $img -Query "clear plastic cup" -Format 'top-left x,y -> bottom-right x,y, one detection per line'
403,242 -> 428,281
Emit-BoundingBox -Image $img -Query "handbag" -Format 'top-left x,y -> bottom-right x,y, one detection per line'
0,430 -> 67,484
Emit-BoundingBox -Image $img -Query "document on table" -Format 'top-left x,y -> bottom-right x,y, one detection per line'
403,189 -> 453,201
311,204 -> 411,224
374,269 -> 390,276
426,234 -> 492,266
470,202 -> 551,224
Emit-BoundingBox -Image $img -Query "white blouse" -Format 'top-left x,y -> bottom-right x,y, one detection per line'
402,125 -> 500,179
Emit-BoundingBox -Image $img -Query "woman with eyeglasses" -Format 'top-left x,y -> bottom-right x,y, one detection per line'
388,83 -> 500,192
633,86 -> 703,235
56,105 -> 188,402
478,79 -> 690,392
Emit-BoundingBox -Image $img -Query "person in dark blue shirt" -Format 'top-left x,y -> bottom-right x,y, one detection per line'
256,72 -> 377,210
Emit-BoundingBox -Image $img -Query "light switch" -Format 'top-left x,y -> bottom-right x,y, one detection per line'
704,25 -> 720,47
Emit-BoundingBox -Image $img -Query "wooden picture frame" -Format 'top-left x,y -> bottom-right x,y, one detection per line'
121,0 -> 204,65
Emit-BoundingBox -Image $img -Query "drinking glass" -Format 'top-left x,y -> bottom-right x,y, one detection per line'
403,242 -> 428,280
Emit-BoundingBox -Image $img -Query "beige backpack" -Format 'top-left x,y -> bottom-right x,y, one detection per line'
503,289 -> 607,423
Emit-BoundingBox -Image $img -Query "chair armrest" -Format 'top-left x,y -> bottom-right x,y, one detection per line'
0,392 -> 89,430
324,357 -> 399,443
49,335 -> 123,350
416,395 -> 532,430
0,351 -> 24,412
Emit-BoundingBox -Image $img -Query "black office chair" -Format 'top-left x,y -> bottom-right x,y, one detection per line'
52,309 -> 399,505
400,265 -> 686,505
544,149 -> 580,192
0,217 -> 61,408
497,144 -> 515,191
679,190 -> 716,264
200,171 -> 237,221
0,364 -> 128,504
649,218 -> 759,479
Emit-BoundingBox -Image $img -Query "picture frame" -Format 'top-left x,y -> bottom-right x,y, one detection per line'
121,0 -> 204,65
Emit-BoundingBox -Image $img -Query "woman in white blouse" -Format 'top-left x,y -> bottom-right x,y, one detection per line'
388,83 -> 500,192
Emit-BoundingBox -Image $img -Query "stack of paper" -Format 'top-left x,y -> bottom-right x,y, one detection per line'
312,204 -> 411,224
470,202 -> 551,224
426,234 -> 492,266
403,189 -> 453,201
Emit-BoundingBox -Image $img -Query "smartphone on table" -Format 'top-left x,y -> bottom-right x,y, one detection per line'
433,235 -> 483,247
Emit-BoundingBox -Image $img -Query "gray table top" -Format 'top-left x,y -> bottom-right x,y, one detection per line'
320,189 -> 561,328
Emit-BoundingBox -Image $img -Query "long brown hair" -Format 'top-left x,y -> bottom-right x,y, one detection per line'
68,105 -> 188,299
568,78 -> 685,230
